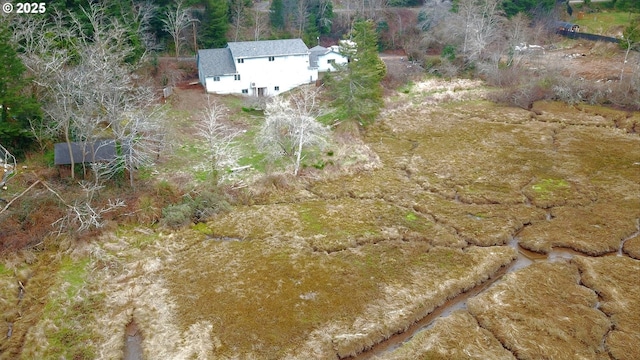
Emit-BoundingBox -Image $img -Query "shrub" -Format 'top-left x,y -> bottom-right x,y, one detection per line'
190,190 -> 230,222
161,203 -> 193,229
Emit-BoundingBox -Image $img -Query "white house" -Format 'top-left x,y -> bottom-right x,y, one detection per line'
309,45 -> 349,73
197,39 -> 319,96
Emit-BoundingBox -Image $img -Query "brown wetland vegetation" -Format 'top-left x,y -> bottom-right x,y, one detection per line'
1,76 -> 639,359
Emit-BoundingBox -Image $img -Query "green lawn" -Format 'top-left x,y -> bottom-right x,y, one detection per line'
574,11 -> 636,36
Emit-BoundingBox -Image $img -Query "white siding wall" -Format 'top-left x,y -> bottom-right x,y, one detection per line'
202,53 -> 319,95
317,52 -> 348,73
204,75 -> 241,94
235,54 -> 317,96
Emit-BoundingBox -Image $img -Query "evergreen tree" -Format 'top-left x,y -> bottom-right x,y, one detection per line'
615,0 -> 640,12
325,20 -> 386,126
500,0 -> 555,17
270,0 -> 285,30
303,14 -> 321,46
201,0 -> 229,48
0,24 -> 41,154
312,0 -> 334,35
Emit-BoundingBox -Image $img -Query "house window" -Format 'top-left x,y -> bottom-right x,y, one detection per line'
327,59 -> 335,64
234,74 -> 241,81
213,76 -> 220,81
237,58 -> 244,63
274,86 -> 279,91
268,56 -> 275,62
242,89 -> 248,94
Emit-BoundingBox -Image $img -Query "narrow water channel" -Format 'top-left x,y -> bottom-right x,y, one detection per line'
348,234 -> 635,360
123,320 -> 143,360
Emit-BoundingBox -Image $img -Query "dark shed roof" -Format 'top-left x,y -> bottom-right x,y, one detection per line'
556,21 -> 579,30
54,140 -> 121,165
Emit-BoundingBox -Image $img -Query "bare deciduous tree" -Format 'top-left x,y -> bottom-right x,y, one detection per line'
229,0 -> 249,42
132,0 -> 161,54
162,0 -> 194,58
197,99 -> 240,184
106,105 -> 165,187
16,3 -> 163,185
254,6 -> 267,41
257,89 -> 330,176
418,0 -> 451,32
296,0 -> 310,38
504,13 -> 531,67
455,0 -> 505,62
0,143 -> 16,190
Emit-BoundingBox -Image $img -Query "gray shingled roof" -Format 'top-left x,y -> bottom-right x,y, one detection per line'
227,39 -> 309,58
309,45 -> 327,68
198,48 -> 236,77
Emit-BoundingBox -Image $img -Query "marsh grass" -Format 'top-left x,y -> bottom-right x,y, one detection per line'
468,261 -> 611,360
376,310 -> 516,360
0,252 -> 102,360
623,234 -> 640,259
20,256 -> 98,359
4,78 -> 639,359
163,237 -> 516,358
518,201 -> 640,255
575,256 -> 640,360
0,263 -> 19,357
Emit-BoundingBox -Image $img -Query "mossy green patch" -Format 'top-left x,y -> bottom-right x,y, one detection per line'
58,257 -> 89,298
531,178 -> 569,193
191,222 -> 213,235
527,178 -> 573,206
0,263 -> 11,276
405,212 -> 418,221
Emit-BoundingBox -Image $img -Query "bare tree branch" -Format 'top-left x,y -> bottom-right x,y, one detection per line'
162,0 -> 194,58
257,89 -> 330,175
0,144 -> 16,189
197,98 -> 240,184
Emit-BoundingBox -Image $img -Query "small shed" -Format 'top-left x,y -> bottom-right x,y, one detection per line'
54,140 -> 121,165
556,21 -> 580,33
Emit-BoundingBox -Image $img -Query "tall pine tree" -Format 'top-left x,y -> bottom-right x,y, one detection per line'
201,0 -> 229,48
270,0 -> 285,30
325,20 -> 386,126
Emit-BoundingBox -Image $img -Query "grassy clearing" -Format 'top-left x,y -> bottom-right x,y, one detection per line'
377,310 -> 515,360
574,11 -> 635,36
371,103 -> 561,206
78,229 -> 226,360
575,256 -> 640,360
467,260 -> 611,360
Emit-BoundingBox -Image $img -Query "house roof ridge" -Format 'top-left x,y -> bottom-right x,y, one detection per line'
227,38 -> 310,58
